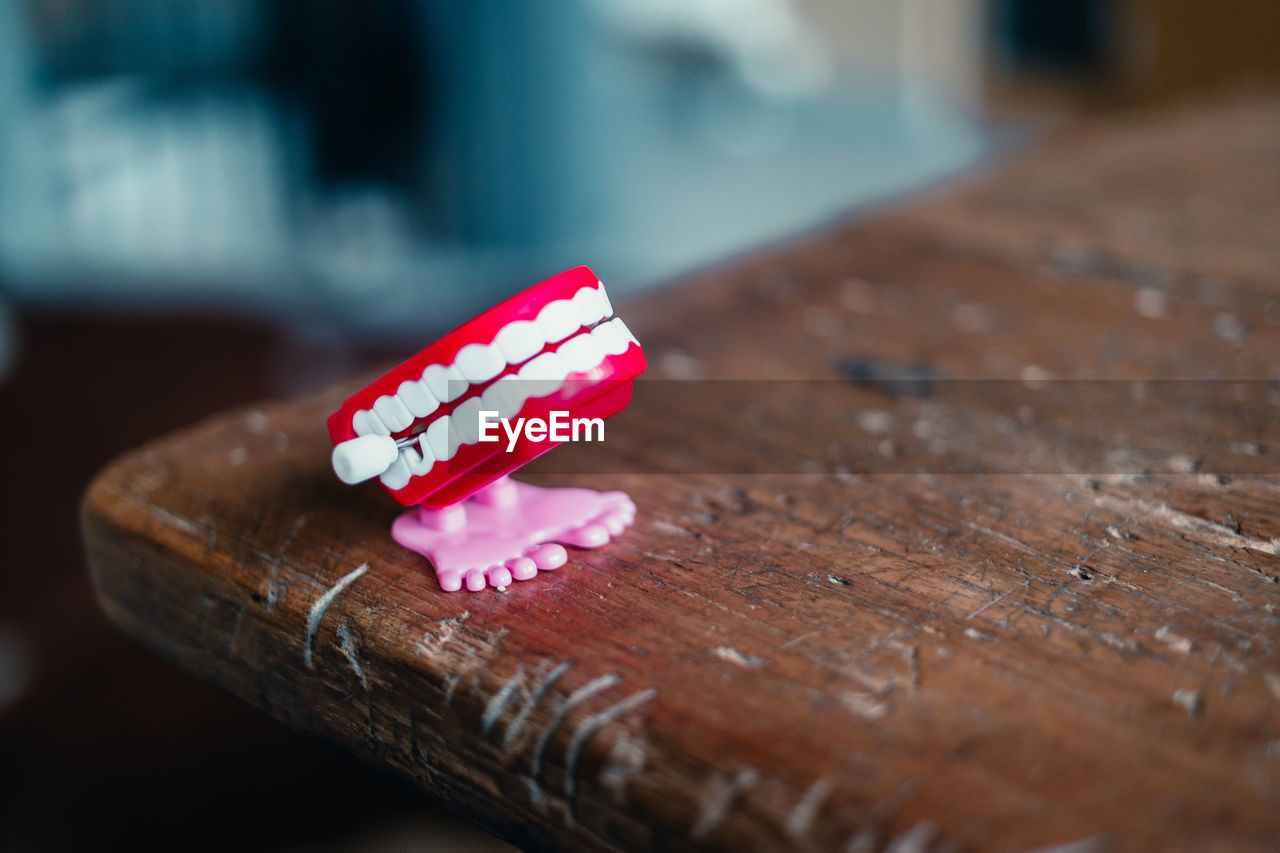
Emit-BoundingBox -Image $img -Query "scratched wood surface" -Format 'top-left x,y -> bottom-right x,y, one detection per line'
83,92 -> 1280,852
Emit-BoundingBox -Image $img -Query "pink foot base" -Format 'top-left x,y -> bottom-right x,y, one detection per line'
391,477 -> 636,592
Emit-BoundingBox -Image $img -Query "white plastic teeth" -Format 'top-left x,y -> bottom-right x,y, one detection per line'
422,363 -> 466,404
348,282 -> 621,440
537,299 -> 580,343
493,320 -> 542,364
451,397 -> 484,445
333,282 -> 641,489
454,342 -> 505,383
373,317 -> 638,489
372,395 -> 412,432
396,378 -> 438,418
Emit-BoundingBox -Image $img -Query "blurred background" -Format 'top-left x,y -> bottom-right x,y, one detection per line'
1,1 -> 1277,850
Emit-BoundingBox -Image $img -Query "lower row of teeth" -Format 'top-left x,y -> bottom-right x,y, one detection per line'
331,317 -> 638,488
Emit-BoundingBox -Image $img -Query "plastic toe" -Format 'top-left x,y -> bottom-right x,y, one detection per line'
563,523 -> 610,548
526,543 -> 568,571
506,557 -> 538,581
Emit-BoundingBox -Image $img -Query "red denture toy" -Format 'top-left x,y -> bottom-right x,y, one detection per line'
327,266 -> 646,592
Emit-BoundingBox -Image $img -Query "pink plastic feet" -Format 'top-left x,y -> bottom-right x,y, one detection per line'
391,477 -> 636,592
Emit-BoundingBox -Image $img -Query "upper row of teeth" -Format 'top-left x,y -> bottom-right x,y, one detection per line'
353,283 -> 615,438
379,317 -> 639,489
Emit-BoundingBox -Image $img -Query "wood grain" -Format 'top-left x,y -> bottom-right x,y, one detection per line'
83,92 -> 1280,852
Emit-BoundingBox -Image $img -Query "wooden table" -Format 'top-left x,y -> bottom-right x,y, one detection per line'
83,92 -> 1280,852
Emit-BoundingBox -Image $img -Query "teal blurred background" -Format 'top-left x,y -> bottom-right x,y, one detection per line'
3,1 -> 1276,850
0,0 -> 989,335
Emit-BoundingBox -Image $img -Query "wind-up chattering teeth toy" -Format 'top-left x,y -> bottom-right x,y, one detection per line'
327,266 -> 645,592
